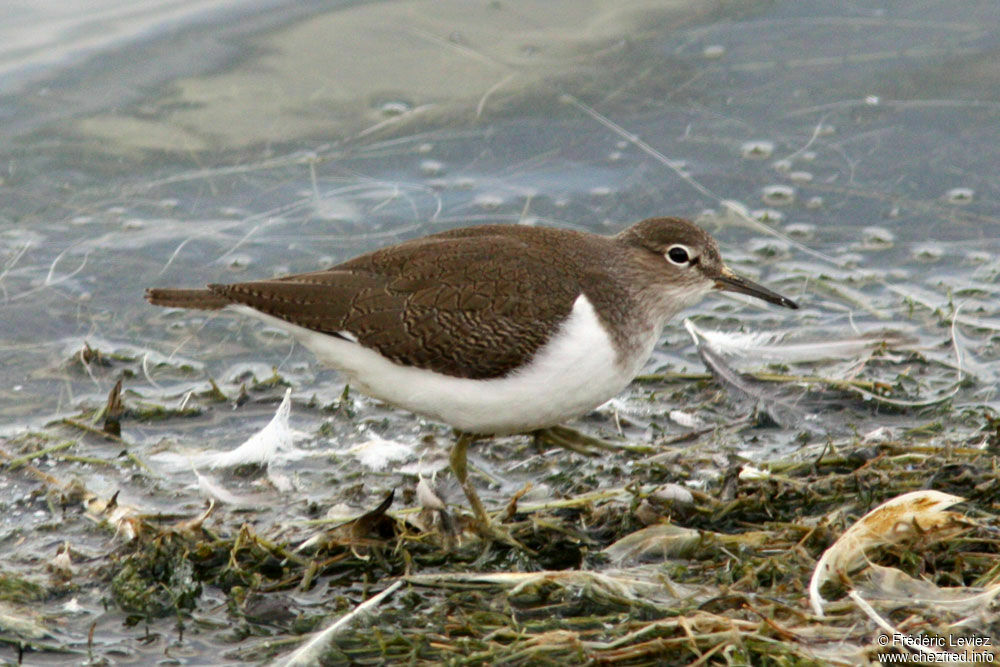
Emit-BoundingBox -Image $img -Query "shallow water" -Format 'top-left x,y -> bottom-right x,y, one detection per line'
1,0 -> 999,662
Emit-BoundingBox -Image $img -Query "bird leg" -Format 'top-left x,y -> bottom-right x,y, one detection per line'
448,433 -> 535,553
449,432 -> 492,528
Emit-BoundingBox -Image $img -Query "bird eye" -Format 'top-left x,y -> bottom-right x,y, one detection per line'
666,245 -> 692,265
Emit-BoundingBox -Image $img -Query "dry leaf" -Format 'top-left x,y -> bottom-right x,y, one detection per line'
809,490 -> 968,616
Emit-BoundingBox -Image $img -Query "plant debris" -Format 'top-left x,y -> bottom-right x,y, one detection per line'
2,316 -> 1000,666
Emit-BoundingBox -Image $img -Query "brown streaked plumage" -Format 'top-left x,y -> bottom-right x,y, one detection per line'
146,218 -> 796,381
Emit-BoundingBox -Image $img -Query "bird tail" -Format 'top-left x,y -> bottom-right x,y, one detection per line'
145,287 -> 230,310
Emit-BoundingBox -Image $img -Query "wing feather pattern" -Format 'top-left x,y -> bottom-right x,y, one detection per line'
208,232 -> 586,379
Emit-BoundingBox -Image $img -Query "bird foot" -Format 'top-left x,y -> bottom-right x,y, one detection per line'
535,425 -> 655,456
457,480 -> 535,553
534,425 -> 616,456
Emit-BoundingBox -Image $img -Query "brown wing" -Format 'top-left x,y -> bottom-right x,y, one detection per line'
208,233 -> 584,379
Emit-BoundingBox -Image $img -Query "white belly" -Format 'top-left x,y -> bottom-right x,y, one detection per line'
231,295 -> 656,434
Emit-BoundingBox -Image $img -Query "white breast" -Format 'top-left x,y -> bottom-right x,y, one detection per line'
231,294 -> 658,435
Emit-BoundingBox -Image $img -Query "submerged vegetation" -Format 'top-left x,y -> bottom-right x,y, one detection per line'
0,337 -> 997,665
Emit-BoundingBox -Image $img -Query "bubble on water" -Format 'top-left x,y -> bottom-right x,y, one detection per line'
219,207 -> 246,218
861,226 -> 895,249
474,194 -> 505,210
800,151 -> 817,162
71,216 -> 93,225
750,208 -> 785,223
590,186 -> 612,197
784,223 -> 815,239
865,95 -> 880,105
720,200 -> 750,218
553,197 -> 569,208
741,140 -> 774,159
703,44 -> 726,58
817,124 -> 836,136
966,250 -> 991,264
855,269 -> 882,282
313,198 -> 358,222
453,177 -> 477,190
226,363 -> 276,385
123,218 -> 145,230
317,256 -> 335,266
945,187 -> 974,204
107,206 -> 126,215
419,160 -> 445,176
227,254 -> 254,269
615,140 -> 629,150
608,151 -> 623,162
772,159 -> 792,173
379,101 -> 411,116
417,143 -> 434,154
518,217 -> 539,226
748,238 -> 791,259
836,253 -> 864,268
789,171 -> 813,183
158,198 -> 179,209
805,196 -> 824,209
912,245 -> 943,262
761,185 -> 796,206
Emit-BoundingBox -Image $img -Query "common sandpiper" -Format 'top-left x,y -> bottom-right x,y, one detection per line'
146,217 -> 799,532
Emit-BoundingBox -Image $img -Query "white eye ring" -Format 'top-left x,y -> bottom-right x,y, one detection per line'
665,244 -> 693,266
